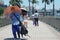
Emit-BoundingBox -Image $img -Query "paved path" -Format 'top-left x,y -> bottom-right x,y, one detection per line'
0,20 -> 60,40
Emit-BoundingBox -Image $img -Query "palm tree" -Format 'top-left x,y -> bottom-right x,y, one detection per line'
9,0 -> 15,6
50,0 -> 55,16
28,0 -> 31,12
42,0 -> 50,16
15,0 -> 23,8
9,0 -> 23,8
31,0 -> 38,14
28,0 -> 31,16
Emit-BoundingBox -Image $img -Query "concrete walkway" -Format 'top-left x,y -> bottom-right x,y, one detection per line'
0,20 -> 60,40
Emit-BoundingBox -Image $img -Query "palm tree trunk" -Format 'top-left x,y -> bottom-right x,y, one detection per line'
53,0 -> 55,16
32,4 -> 34,14
44,2 -> 46,16
29,0 -> 30,12
28,0 -> 31,16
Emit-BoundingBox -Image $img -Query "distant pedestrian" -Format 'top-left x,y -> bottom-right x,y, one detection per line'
34,11 -> 39,26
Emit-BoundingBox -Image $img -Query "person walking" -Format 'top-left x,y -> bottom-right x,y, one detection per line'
10,7 -> 23,39
4,6 -> 23,39
34,11 -> 39,26
21,8 -> 28,28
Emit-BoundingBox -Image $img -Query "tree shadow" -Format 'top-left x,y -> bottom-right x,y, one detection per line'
4,38 -> 27,40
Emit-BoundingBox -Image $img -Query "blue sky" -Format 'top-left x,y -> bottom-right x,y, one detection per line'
4,0 -> 60,9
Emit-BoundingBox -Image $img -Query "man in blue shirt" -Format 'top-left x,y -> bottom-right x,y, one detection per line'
10,7 -> 23,39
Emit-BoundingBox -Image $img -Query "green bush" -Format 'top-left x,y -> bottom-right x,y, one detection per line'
0,7 -> 4,16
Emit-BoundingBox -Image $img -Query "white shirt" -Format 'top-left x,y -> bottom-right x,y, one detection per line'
34,13 -> 39,18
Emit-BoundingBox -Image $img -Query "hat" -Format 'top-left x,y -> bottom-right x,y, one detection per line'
21,8 -> 27,12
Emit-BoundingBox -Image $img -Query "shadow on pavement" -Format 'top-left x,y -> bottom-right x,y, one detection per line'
4,38 -> 27,40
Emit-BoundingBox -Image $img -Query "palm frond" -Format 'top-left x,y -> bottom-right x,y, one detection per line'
42,0 -> 45,3
50,0 -> 54,2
